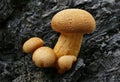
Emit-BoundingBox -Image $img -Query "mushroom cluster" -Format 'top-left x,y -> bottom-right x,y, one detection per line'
23,9 -> 96,74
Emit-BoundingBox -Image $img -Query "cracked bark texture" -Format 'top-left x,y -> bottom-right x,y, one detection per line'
0,0 -> 120,82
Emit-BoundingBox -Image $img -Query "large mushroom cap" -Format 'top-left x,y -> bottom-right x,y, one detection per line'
51,9 -> 96,34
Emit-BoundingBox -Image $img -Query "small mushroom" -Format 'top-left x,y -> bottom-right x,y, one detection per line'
23,37 -> 44,53
32,47 -> 56,67
57,55 -> 77,74
51,9 -> 96,58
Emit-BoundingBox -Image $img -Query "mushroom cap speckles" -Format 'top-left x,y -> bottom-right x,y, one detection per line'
51,9 -> 96,34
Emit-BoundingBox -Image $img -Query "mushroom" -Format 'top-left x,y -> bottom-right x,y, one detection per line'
32,47 -> 56,67
57,55 -> 77,74
51,9 -> 96,58
23,37 -> 44,53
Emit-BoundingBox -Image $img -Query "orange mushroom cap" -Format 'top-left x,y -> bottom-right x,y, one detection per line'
51,9 -> 96,34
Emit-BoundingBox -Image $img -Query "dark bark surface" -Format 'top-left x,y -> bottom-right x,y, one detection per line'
0,0 -> 120,82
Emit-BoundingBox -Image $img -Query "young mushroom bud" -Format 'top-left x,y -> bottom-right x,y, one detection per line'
57,55 -> 77,74
32,47 -> 56,67
51,9 -> 96,58
23,37 -> 44,53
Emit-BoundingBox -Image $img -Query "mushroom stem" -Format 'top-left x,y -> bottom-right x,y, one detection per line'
54,33 -> 83,58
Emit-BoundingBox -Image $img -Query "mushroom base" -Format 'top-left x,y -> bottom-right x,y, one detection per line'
54,33 -> 83,58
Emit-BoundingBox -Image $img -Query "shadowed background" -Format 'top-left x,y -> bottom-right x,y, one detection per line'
0,0 -> 120,82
